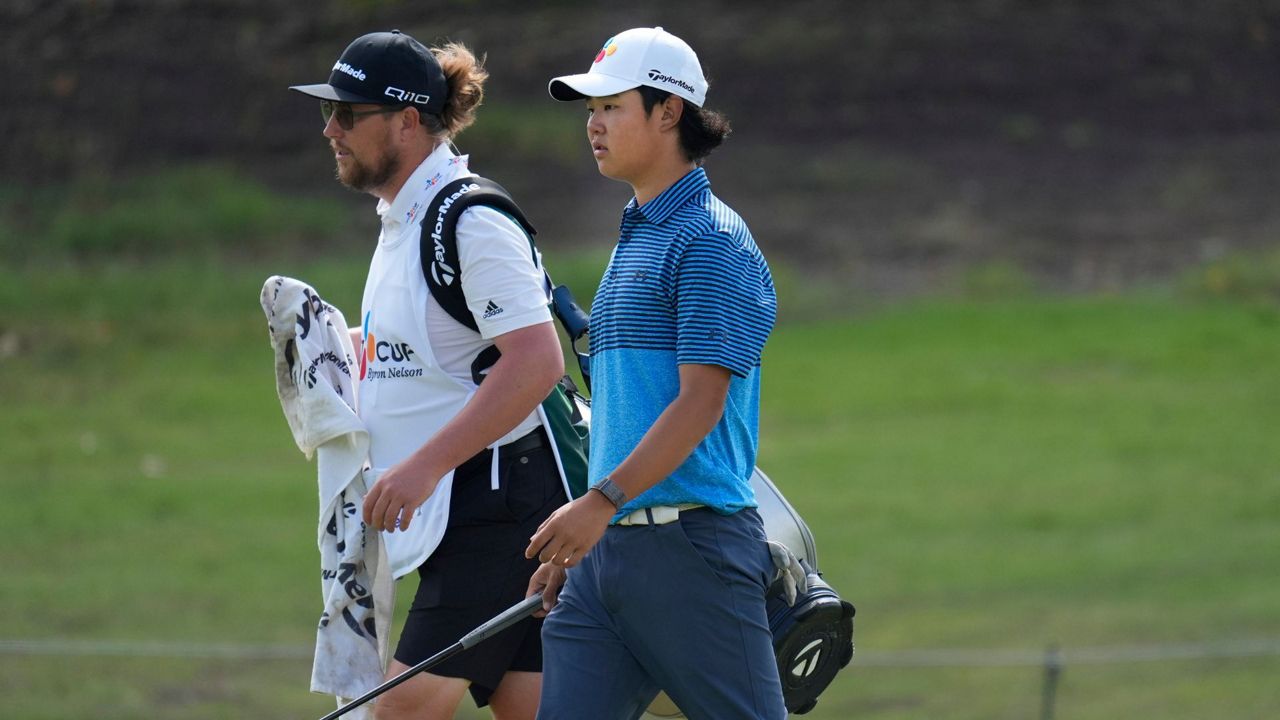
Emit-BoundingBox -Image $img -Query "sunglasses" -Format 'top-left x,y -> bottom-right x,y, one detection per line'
320,100 -> 406,131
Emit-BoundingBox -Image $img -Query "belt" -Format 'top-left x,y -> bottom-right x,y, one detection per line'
456,427 -> 549,479
499,427 -> 549,456
615,503 -> 705,526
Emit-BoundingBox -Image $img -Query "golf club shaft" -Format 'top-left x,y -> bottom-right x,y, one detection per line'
318,594 -> 544,720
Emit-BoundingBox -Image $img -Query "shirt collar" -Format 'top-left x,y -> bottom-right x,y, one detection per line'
627,167 -> 711,225
377,143 -> 471,235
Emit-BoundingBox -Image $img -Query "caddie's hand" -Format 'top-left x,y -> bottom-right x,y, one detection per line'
363,458 -> 440,533
526,561 -> 568,617
524,492 -> 615,568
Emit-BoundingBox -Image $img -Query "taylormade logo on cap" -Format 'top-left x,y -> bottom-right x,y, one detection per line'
548,27 -> 709,107
333,61 -> 367,82
646,69 -> 697,94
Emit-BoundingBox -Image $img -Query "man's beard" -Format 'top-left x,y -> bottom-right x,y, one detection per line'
336,144 -> 401,194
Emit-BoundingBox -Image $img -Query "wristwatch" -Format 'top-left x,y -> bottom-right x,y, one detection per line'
590,476 -> 627,509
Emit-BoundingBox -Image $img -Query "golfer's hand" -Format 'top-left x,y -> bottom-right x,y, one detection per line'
525,492 -> 615,568
526,562 -> 568,617
363,458 -> 440,533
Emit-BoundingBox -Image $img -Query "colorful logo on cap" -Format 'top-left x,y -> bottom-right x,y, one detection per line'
594,37 -> 618,63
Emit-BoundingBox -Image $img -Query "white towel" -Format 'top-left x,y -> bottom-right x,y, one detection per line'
261,276 -> 392,715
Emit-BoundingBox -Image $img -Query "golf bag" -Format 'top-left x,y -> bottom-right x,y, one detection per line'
754,467 -> 856,715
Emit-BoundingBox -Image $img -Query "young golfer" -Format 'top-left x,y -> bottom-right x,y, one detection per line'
526,27 -> 785,720
291,30 -> 567,720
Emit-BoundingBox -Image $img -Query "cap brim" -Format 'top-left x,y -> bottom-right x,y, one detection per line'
288,82 -> 384,104
548,73 -> 643,102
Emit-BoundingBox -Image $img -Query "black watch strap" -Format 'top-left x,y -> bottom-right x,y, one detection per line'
590,476 -> 626,509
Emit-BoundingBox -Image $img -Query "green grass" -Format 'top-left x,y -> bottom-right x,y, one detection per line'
1,258 -> 1278,719
0,165 -> 353,263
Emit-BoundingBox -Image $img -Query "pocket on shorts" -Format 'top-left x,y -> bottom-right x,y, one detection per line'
500,447 -> 566,522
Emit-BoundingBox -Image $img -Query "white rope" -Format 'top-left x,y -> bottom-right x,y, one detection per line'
3,636 -> 1279,667
853,638 -> 1280,667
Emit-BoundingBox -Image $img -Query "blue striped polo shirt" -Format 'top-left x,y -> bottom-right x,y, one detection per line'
588,167 -> 777,517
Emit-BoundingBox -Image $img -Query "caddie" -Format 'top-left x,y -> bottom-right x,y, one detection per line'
290,29 -> 568,720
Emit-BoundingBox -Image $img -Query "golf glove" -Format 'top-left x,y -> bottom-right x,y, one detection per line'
767,540 -> 809,606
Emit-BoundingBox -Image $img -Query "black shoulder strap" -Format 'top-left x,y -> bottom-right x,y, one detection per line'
419,174 -> 592,391
420,176 -> 538,334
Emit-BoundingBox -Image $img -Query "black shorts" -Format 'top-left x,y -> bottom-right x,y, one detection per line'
393,427 -> 568,707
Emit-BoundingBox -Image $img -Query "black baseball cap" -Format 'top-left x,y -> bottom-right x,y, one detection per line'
290,30 -> 447,115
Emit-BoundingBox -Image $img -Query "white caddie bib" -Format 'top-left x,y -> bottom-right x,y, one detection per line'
357,150 -> 484,579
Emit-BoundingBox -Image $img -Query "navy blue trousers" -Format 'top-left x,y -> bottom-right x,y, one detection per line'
538,507 -> 786,720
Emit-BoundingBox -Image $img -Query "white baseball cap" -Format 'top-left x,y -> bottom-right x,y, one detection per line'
548,27 -> 708,107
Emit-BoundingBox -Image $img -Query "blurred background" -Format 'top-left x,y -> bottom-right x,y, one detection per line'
2,1 -> 1278,719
